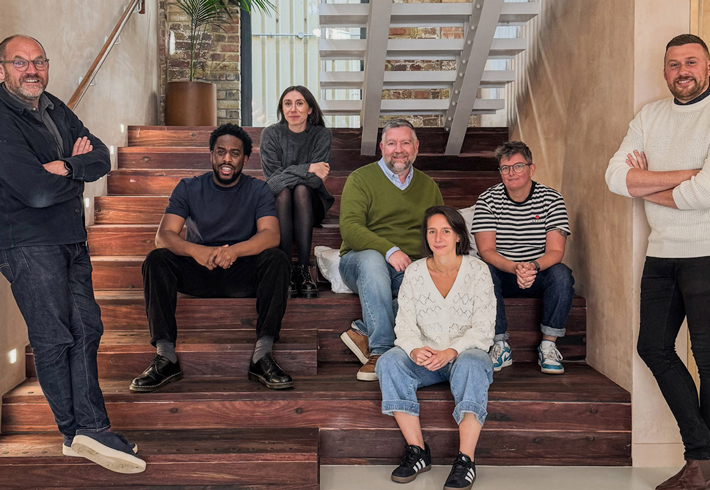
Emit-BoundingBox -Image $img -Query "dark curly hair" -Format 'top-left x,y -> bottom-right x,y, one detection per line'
209,123 -> 253,156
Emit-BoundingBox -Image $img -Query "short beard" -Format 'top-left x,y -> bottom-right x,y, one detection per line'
384,157 -> 414,176
670,77 -> 708,102
5,77 -> 46,104
212,167 -> 241,186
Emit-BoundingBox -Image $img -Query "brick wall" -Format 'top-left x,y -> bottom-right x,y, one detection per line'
159,0 -> 241,125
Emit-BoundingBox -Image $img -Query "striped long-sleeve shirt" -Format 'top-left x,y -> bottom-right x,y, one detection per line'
471,182 -> 570,262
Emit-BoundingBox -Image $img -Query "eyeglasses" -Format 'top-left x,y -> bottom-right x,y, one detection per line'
499,162 -> 532,175
0,58 -> 49,72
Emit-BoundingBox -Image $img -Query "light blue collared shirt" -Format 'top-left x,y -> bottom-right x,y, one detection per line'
377,158 -> 414,260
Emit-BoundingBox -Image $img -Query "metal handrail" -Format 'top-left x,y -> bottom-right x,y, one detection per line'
67,0 -> 145,110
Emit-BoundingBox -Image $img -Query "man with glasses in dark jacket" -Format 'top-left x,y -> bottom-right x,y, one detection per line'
0,35 -> 144,474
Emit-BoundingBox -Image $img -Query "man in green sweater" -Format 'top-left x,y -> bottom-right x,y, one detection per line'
339,119 -> 443,381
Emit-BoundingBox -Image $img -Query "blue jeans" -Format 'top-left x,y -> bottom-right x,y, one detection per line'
0,244 -> 110,441
488,263 -> 574,341
339,249 -> 405,355
376,347 -> 493,425
638,256 -> 710,460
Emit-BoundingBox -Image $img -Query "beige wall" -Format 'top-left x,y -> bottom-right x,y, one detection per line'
0,0 -> 159,405
510,0 -> 693,467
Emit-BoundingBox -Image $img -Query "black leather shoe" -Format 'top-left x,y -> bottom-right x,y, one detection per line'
130,355 -> 183,393
288,265 -> 299,298
296,265 -> 319,298
248,353 -> 294,389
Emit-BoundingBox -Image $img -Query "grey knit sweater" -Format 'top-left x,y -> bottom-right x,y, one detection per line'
260,123 -> 334,215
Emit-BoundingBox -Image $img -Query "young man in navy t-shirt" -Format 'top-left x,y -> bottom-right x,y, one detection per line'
130,124 -> 293,392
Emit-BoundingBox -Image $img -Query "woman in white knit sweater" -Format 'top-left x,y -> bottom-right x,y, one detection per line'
375,205 -> 496,490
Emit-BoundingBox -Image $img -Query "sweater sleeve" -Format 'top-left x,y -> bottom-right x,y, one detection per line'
300,127 -> 332,189
606,113 -> 644,198
449,260 -> 496,355
673,156 -> 710,209
339,171 -> 397,257
393,267 -> 426,356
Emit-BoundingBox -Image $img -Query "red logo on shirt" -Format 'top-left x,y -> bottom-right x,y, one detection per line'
535,215 -> 540,219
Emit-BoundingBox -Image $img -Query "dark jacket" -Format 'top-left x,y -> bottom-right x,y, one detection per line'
0,85 -> 110,249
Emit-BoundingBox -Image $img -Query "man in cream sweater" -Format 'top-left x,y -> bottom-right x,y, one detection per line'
606,34 -> 710,490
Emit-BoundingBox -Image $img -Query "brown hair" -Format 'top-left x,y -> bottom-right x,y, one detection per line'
666,34 -> 710,58
421,205 -> 470,257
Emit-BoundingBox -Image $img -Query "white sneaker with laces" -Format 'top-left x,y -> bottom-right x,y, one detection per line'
489,341 -> 513,372
538,341 -> 564,374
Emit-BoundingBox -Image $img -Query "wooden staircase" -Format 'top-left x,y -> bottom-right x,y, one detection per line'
0,126 -> 631,488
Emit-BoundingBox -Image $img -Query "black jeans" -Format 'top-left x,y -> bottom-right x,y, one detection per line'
638,256 -> 710,460
142,247 -> 290,345
0,244 -> 110,441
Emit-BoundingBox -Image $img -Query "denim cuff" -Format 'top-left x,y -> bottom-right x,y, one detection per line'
453,401 -> 488,426
493,332 -> 510,342
382,400 -> 420,418
75,424 -> 111,436
541,324 -> 565,338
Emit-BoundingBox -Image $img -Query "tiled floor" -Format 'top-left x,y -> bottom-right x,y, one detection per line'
321,465 -> 677,490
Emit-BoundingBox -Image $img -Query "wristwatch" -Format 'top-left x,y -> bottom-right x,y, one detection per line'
532,260 -> 541,272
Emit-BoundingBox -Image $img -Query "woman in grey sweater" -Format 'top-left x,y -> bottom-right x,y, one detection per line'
260,86 -> 334,298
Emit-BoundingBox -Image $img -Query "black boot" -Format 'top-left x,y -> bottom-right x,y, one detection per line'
248,353 -> 294,389
296,265 -> 318,298
288,265 -> 299,298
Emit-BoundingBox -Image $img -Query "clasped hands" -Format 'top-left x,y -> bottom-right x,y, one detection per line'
308,161 -> 330,181
43,136 -> 93,176
193,244 -> 239,271
514,262 -> 536,289
410,347 -> 458,371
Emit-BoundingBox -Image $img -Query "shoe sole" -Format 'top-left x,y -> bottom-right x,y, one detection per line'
340,331 -> 369,365
129,371 -> 183,393
444,475 -> 475,490
288,290 -> 300,298
300,290 -> 319,299
248,372 -> 295,390
493,358 -> 513,373
356,370 -> 378,381
71,435 -> 146,474
64,443 -> 138,457
538,361 -> 565,375
392,464 -> 431,483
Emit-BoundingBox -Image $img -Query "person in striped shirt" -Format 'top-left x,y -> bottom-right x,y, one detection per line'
472,141 -> 574,375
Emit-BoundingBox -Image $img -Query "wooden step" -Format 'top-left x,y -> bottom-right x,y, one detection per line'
118,147 -> 500,171
91,290 -> 586,362
94,194 -> 480,225
2,364 -> 630,466
127,126 -> 509,155
25,330 -> 317,379
87,224 -> 342,256
105,169 -> 500,197
0,428 -> 319,489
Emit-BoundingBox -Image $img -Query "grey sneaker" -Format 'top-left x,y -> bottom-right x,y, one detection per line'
71,431 -> 146,473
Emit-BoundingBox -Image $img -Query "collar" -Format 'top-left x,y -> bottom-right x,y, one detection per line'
377,157 -> 413,188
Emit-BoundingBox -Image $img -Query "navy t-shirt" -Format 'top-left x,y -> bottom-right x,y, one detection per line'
165,172 -> 277,247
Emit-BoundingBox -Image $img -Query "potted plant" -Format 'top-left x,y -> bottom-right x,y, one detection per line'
165,0 -> 274,126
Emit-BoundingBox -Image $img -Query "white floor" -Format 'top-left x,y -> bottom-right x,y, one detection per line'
321,465 -> 677,490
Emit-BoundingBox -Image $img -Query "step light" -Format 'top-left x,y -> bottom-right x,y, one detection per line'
9,348 -> 17,364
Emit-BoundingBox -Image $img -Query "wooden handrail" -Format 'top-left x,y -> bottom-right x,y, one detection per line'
67,0 -> 145,110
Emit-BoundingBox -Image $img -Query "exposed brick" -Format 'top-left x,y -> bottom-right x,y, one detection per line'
413,90 -> 430,99
220,43 -> 239,53
211,53 -> 226,62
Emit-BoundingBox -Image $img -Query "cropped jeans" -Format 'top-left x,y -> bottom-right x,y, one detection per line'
376,347 -> 493,426
339,249 -> 405,355
488,262 -> 574,341
0,244 -> 110,443
638,256 -> 710,460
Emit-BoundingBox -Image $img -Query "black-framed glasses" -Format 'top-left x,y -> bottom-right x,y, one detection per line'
499,162 -> 532,175
0,58 -> 49,72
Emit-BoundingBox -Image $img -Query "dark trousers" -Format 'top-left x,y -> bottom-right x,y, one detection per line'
638,256 -> 710,460
488,263 -> 574,341
142,247 -> 290,345
0,244 -> 110,441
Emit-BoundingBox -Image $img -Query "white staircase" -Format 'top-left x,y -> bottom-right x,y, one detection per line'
318,0 -> 540,155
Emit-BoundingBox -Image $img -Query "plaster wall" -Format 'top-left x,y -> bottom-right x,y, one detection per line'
0,0 -> 160,412
510,0 -> 693,467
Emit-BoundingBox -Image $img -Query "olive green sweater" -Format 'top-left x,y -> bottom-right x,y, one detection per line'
339,163 -> 443,258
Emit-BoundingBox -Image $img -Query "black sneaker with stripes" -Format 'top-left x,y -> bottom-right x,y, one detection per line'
391,443 -> 432,483
443,452 -> 476,490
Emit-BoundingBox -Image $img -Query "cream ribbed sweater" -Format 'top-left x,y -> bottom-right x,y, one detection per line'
606,95 -> 710,258
393,255 -> 496,357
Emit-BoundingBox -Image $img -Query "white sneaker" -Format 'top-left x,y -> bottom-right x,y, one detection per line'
538,341 -> 564,374
489,341 -> 513,372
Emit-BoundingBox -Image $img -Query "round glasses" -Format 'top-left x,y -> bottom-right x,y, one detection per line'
499,162 -> 532,175
0,58 -> 49,72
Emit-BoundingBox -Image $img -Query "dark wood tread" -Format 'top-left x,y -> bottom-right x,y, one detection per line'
7,363 -> 629,404
0,428 -> 319,488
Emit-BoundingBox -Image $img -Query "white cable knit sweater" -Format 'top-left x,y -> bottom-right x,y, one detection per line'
393,255 -> 496,357
606,95 -> 710,258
